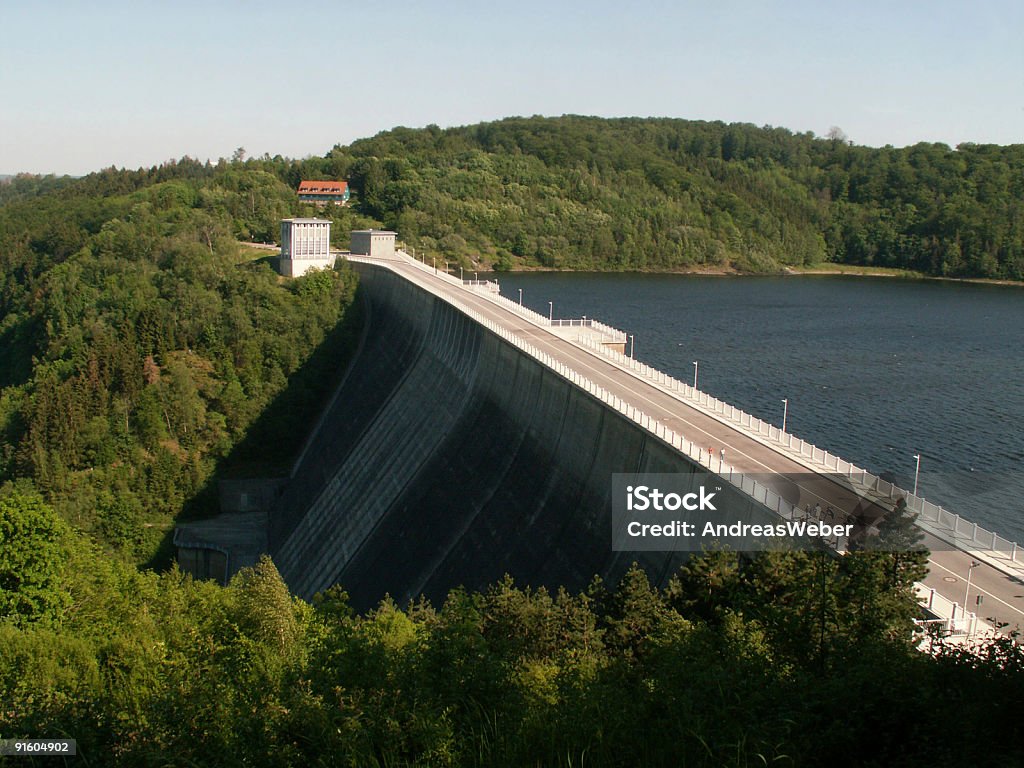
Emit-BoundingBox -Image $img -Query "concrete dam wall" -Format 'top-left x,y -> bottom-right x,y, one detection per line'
269,263 -> 756,610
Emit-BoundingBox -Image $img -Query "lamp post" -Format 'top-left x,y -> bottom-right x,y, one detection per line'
432,257 -> 436,274
913,454 -> 921,497
518,288 -> 523,305
460,266 -> 464,281
548,301 -> 553,323
629,334 -> 634,358
692,361 -> 699,389
781,398 -> 788,433
964,560 -> 981,618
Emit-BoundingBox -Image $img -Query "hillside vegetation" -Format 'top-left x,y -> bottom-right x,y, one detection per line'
315,116 -> 1024,277
2,115 -> 1022,575
0,158 -> 365,562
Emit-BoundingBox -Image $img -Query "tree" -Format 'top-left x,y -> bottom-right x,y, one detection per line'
827,125 -> 849,145
0,487 -> 71,626
864,497 -> 930,598
231,555 -> 303,660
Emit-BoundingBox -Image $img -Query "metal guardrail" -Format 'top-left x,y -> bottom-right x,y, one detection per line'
463,279 -> 500,293
588,318 -> 626,339
573,335 -> 1024,574
915,583 -> 990,638
394,251 -> 628,342
550,318 -> 628,341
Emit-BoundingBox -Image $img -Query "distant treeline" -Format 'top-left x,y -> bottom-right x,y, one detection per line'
313,116 -> 1022,277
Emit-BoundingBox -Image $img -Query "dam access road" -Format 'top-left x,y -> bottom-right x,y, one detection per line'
345,251 -> 1024,638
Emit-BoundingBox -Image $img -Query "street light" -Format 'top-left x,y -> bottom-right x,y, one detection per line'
913,454 -> 921,497
964,560 -> 981,617
781,398 -> 788,433
518,288 -> 523,305
548,301 -> 553,323
460,266 -> 464,281
432,257 -> 436,274
692,361 -> 699,389
629,334 -> 634,358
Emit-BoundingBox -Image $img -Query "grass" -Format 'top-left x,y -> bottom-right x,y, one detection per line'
788,262 -> 927,279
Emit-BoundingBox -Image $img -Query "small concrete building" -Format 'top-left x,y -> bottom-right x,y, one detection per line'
350,229 -> 397,259
279,218 -> 333,277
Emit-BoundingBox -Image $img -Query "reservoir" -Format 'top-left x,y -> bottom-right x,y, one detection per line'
499,272 -> 1024,543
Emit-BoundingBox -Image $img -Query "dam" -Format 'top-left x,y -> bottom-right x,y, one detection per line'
269,258 -> 719,609
176,248 -> 1024,637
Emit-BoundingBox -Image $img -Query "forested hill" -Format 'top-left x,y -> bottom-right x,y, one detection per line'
0,157 -> 374,565
327,116 -> 1024,278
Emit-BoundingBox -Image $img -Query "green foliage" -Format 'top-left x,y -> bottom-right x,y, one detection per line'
0,487 -> 71,626
324,116 -> 1024,278
1,553 -> 1020,766
2,120 -> 1019,562
0,159 -> 360,558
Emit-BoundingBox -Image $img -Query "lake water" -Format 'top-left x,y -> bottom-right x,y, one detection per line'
498,273 -> 1024,543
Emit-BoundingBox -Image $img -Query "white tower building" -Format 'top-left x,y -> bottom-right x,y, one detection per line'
279,218 -> 333,277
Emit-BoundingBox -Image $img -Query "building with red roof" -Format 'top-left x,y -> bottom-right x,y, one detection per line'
298,180 -> 350,206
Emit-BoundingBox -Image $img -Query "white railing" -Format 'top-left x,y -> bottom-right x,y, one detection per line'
391,250 -> 628,342
482,286 -> 554,326
463,279 -> 500,293
590,318 -> 626,339
394,250 -> 466,287
914,583 -> 993,638
574,334 -> 1024,576
549,318 -> 627,341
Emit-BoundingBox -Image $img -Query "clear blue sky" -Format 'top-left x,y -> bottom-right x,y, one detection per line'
2,0 -> 1021,175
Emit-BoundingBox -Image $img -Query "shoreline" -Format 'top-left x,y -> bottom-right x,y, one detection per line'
243,242 -> 1024,289
496,262 -> 1024,288
785,265 -> 1024,288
